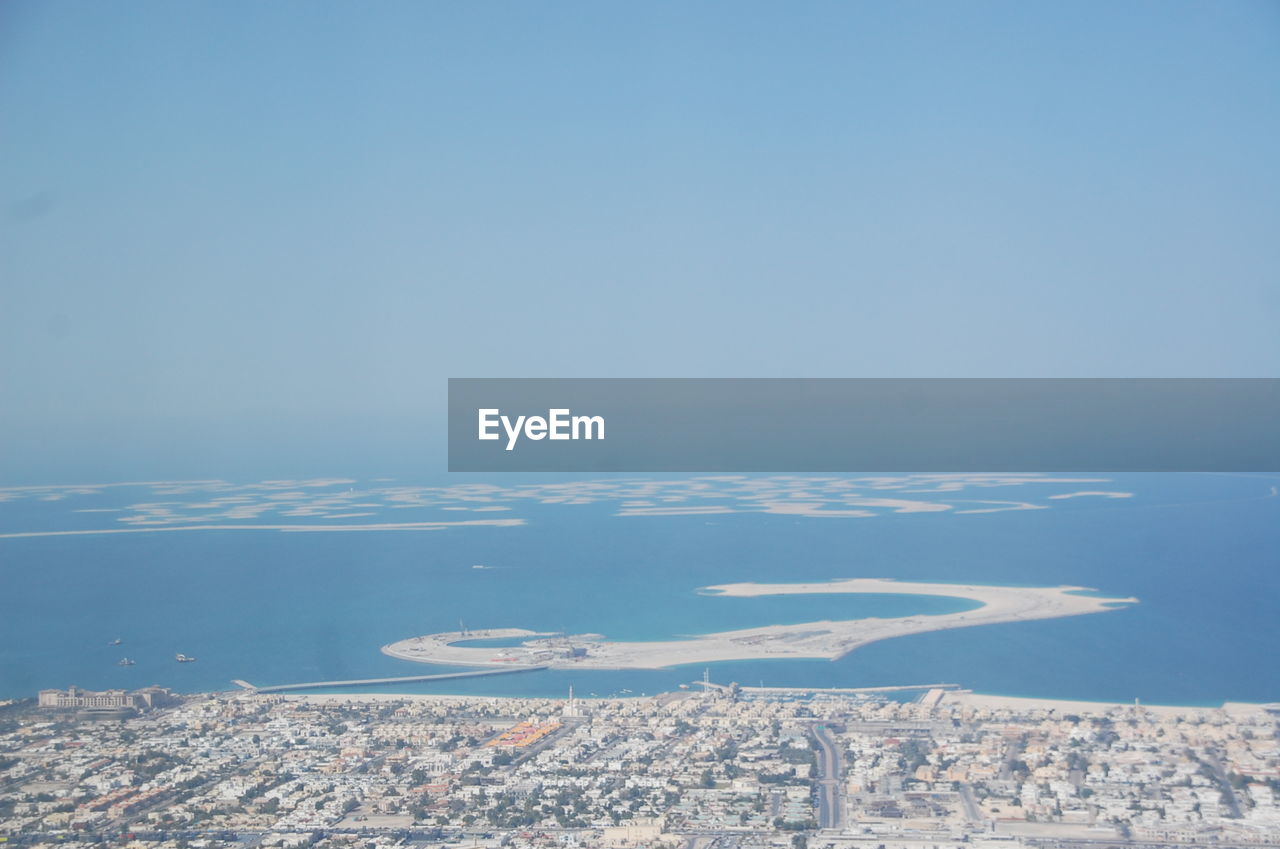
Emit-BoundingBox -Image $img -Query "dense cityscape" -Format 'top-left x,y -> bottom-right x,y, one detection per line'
3,683 -> 1278,848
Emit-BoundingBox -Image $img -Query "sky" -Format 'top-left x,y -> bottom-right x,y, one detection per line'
2,1 -> 1278,481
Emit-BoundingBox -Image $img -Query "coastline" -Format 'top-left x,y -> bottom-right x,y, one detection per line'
265,687 -> 1275,720
939,690 -> 1274,719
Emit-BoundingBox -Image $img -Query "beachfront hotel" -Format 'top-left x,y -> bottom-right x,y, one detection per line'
37,685 -> 175,711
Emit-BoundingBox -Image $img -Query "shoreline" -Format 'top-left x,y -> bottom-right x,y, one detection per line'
937,689 -> 1275,718
260,687 -> 1275,718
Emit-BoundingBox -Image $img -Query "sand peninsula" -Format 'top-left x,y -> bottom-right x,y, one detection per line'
382,578 -> 1137,671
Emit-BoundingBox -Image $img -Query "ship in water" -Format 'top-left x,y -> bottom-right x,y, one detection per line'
109,638 -> 122,646
117,658 -> 135,666
174,653 -> 197,663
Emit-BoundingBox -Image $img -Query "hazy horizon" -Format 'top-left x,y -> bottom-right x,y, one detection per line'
3,1 -> 1278,481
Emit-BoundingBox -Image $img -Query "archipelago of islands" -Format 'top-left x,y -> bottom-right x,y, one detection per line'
382,578 -> 1138,671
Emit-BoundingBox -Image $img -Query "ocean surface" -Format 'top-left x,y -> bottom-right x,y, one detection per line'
1,473 -> 1277,705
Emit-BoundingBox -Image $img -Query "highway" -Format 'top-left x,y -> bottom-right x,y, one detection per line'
1201,748 -> 1244,818
959,783 -> 983,823
810,723 -> 844,831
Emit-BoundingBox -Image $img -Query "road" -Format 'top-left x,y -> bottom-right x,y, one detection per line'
959,783 -> 983,823
810,723 -> 844,831
1200,748 -> 1243,818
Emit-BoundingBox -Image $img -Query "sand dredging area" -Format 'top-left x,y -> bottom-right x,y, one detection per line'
381,578 -> 1138,671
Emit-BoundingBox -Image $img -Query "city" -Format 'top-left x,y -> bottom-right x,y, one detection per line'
2,683 -> 1278,848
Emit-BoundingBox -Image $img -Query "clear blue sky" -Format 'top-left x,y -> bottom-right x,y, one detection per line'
2,1 -> 1278,480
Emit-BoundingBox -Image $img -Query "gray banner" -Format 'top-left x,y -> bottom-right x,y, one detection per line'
448,378 -> 1280,472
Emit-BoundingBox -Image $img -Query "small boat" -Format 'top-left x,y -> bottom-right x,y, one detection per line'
117,658 -> 135,666
174,653 -> 197,663
109,638 -> 122,646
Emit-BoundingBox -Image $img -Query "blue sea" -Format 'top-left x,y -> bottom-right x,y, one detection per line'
1,473 -> 1277,705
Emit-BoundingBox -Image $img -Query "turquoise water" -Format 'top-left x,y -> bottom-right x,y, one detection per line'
1,473 -> 1277,705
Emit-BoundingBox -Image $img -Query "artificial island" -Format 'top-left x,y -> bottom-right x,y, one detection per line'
382,578 -> 1138,670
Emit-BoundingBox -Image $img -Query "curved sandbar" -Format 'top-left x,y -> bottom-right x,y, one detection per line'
382,579 -> 1137,671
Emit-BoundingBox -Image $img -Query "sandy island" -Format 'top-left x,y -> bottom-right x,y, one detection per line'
382,578 -> 1138,671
